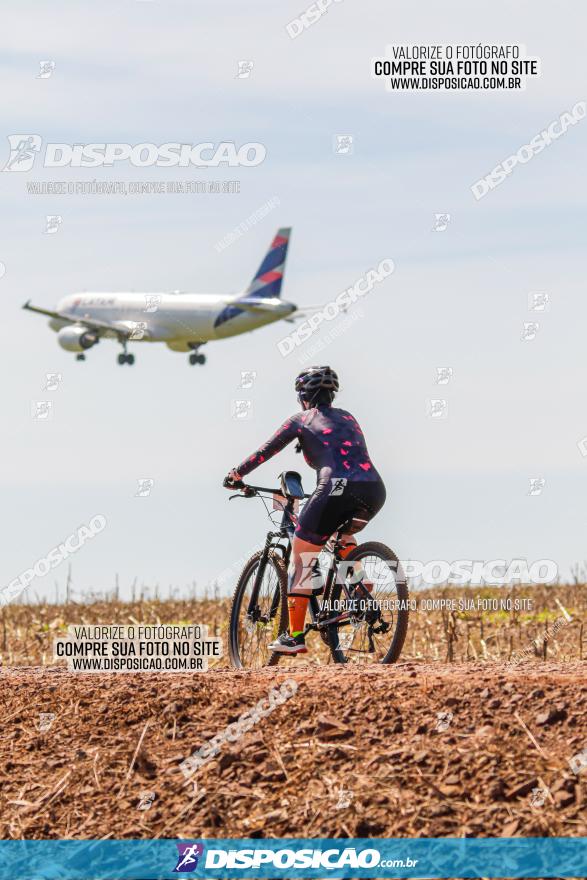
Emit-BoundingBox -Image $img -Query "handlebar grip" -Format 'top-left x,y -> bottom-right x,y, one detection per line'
223,476 -> 244,489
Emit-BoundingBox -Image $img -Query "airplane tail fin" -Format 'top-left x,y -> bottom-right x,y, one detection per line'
239,227 -> 291,301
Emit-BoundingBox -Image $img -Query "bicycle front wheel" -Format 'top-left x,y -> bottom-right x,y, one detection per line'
228,549 -> 288,669
327,541 -> 409,664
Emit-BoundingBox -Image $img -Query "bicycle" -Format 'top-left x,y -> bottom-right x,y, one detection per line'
225,470 -> 409,668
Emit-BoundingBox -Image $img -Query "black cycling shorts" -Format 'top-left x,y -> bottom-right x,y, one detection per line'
295,478 -> 386,545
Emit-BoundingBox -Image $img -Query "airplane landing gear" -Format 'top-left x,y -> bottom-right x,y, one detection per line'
118,339 -> 135,365
76,353 -> 86,361
188,343 -> 206,366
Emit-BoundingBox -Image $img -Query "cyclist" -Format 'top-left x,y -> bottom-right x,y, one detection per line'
224,366 -> 386,654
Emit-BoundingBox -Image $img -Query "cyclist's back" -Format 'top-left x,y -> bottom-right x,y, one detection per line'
233,377 -> 385,547
293,404 -> 381,484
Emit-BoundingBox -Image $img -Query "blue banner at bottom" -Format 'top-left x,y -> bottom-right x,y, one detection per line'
0,837 -> 585,879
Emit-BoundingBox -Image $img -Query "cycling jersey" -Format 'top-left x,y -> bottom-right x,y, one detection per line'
235,405 -> 386,545
236,405 -> 381,483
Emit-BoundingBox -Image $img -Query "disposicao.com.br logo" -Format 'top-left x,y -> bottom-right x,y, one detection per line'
2,135 -> 266,171
190,845 -> 416,871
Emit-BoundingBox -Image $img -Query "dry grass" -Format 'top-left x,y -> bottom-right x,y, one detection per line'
1,582 -> 584,668
407,582 -> 586,664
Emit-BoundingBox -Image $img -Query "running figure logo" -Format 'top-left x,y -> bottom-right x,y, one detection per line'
173,843 -> 204,873
3,135 -> 42,171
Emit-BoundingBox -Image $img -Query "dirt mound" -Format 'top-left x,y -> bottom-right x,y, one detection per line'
0,661 -> 585,840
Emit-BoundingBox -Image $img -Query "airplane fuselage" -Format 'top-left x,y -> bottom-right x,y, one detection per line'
51,291 -> 296,351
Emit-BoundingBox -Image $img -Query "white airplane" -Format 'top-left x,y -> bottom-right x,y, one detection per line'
23,227 -> 299,366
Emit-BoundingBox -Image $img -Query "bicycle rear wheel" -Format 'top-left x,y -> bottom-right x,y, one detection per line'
228,549 -> 288,668
327,541 -> 409,664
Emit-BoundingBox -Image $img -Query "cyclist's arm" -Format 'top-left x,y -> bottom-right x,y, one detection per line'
234,416 -> 299,478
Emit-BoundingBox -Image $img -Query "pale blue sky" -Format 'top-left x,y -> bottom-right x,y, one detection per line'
1,1 -> 586,601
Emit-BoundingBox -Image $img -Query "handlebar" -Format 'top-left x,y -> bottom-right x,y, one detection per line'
222,476 -> 311,499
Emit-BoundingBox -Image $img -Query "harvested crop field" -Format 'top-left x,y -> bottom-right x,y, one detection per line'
2,582 -> 585,669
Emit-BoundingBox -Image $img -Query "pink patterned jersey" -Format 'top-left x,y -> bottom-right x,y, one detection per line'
236,405 -> 380,483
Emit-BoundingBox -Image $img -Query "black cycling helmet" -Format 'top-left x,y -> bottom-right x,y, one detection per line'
295,365 -> 339,404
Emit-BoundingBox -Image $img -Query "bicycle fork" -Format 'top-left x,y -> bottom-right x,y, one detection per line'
246,523 -> 293,624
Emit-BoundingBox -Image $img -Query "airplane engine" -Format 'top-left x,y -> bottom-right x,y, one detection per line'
57,325 -> 99,352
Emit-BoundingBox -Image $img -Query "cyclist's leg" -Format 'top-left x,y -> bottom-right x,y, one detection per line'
287,536 -> 325,636
285,483 -> 332,636
268,533 -> 325,653
338,533 -> 373,593
275,479 -> 386,643
336,481 -> 387,591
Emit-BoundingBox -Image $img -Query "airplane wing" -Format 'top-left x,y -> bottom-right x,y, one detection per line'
22,301 -> 64,321
22,300 -> 136,339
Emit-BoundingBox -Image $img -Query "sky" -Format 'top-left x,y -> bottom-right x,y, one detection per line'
1,0 -> 586,602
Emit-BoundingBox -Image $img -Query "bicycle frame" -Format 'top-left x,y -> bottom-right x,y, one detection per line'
244,492 -> 296,623
237,492 -> 358,631
228,476 -> 406,665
